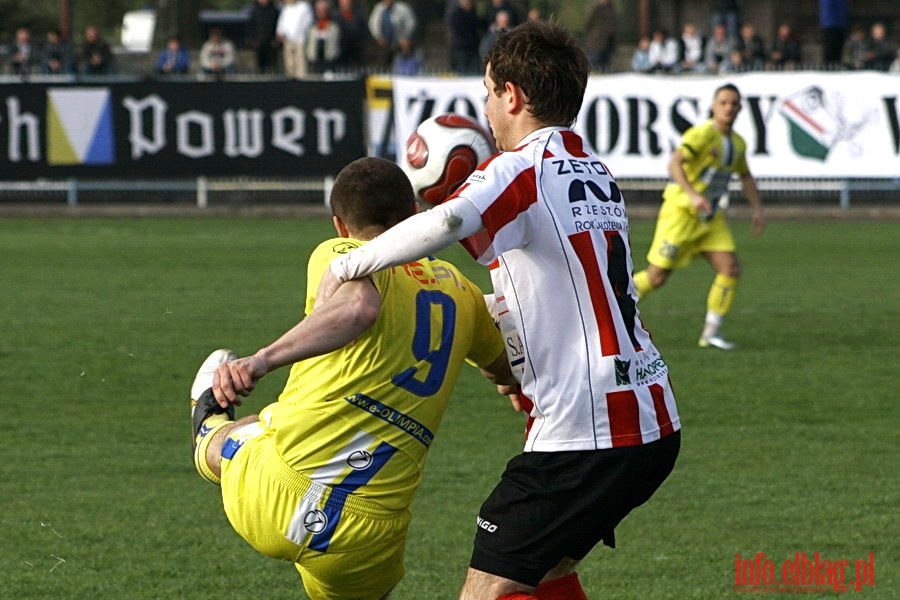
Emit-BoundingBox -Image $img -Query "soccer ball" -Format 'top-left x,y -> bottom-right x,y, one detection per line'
402,113 -> 497,207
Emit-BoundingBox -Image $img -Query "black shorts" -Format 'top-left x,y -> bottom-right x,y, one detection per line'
469,430 -> 681,586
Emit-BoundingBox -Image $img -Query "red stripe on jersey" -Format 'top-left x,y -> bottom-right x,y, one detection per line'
518,392 -> 536,441
560,130 -> 589,157
606,390 -> 643,448
568,231 -> 621,357
445,153 -> 503,204
481,167 -> 537,235
650,382 -> 675,437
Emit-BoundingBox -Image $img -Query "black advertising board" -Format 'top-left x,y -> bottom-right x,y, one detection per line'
0,79 -> 366,179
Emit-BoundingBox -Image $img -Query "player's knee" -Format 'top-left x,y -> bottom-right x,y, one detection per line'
722,261 -> 741,279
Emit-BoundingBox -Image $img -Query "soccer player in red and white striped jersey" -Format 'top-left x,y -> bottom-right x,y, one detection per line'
322,20 -> 681,600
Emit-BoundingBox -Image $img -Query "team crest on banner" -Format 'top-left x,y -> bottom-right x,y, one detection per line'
777,86 -> 876,161
46,88 -> 115,165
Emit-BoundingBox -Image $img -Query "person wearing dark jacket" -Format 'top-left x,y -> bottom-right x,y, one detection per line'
247,0 -> 281,73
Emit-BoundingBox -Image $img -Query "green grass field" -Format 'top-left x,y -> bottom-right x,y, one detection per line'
1,216 -> 896,599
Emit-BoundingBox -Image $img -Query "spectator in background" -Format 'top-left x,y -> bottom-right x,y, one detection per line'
584,0 -> 616,71
335,0 -> 369,72
632,36 -> 652,73
842,24 -> 866,70
41,29 -> 73,75
306,0 -> 342,74
484,0 -> 521,30
393,37 -> 423,75
80,25 -> 113,75
479,9 -> 511,60
199,27 -> 237,79
705,23 -> 734,73
735,23 -> 766,70
247,0 -> 281,74
156,35 -> 191,75
648,29 -> 678,73
448,0 -> 485,74
819,0 -> 849,67
768,22 -> 801,70
863,22 -> 895,71
9,27 -> 35,76
277,0 -> 314,79
723,47 -> 746,72
711,0 -> 742,43
368,0 -> 417,70
677,22 -> 706,73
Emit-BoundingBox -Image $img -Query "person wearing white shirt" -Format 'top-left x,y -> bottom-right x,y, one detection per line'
648,29 -> 678,72
277,0 -> 315,78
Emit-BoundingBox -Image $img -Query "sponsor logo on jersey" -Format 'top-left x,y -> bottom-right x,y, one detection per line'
344,393 -> 435,447
633,353 -> 668,386
303,509 -> 328,533
347,449 -> 374,470
614,358 -> 632,386
333,240 -> 360,254
476,516 -> 498,533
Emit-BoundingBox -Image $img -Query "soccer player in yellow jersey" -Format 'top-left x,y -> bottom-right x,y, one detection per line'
633,83 -> 765,349
188,156 -> 514,600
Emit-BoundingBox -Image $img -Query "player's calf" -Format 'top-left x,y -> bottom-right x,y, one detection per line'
190,349 -> 238,483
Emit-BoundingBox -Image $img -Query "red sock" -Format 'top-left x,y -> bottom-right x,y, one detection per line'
496,594 -> 538,600
535,572 -> 588,600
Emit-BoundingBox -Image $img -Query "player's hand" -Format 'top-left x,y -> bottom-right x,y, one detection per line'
691,192 -> 712,217
751,210 -> 766,237
315,266 -> 342,309
212,354 -> 269,408
498,384 -> 524,412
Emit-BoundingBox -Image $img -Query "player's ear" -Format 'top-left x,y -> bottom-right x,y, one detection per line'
333,215 -> 350,238
506,81 -> 524,113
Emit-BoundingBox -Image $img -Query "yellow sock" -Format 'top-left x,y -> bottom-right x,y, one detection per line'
633,269 -> 652,300
707,274 -> 738,316
193,416 -> 230,485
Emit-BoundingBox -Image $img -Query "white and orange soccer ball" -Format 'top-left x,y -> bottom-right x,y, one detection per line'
401,113 -> 497,207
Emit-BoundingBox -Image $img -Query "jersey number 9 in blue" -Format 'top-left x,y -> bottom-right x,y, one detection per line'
392,290 -> 456,396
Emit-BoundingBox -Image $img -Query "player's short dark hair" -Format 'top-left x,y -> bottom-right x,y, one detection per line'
484,20 -> 589,127
330,157 -> 416,231
714,83 -> 741,100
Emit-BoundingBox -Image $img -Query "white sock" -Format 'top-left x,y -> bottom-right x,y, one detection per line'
702,310 -> 724,338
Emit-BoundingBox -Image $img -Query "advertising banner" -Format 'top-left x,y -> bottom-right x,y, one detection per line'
0,79 -> 366,179
390,72 -> 900,178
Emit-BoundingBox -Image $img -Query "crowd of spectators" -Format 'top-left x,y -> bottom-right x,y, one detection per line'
632,18 -> 898,75
3,0 -> 899,79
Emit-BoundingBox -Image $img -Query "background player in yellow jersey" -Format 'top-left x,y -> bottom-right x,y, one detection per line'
633,83 -> 765,349
188,156 -> 513,600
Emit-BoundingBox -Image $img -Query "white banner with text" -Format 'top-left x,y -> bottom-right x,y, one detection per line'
391,72 -> 900,178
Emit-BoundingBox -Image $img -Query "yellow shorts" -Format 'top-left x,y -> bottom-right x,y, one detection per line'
646,201 -> 736,270
219,423 -> 411,600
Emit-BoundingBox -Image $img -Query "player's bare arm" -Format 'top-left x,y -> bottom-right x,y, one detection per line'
213,277 -> 380,407
741,173 -> 766,237
479,350 -> 516,387
669,147 -> 710,214
316,197 -> 486,306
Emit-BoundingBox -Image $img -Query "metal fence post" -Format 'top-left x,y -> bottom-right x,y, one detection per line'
196,176 -> 208,208
66,178 -> 78,206
840,179 -> 851,210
